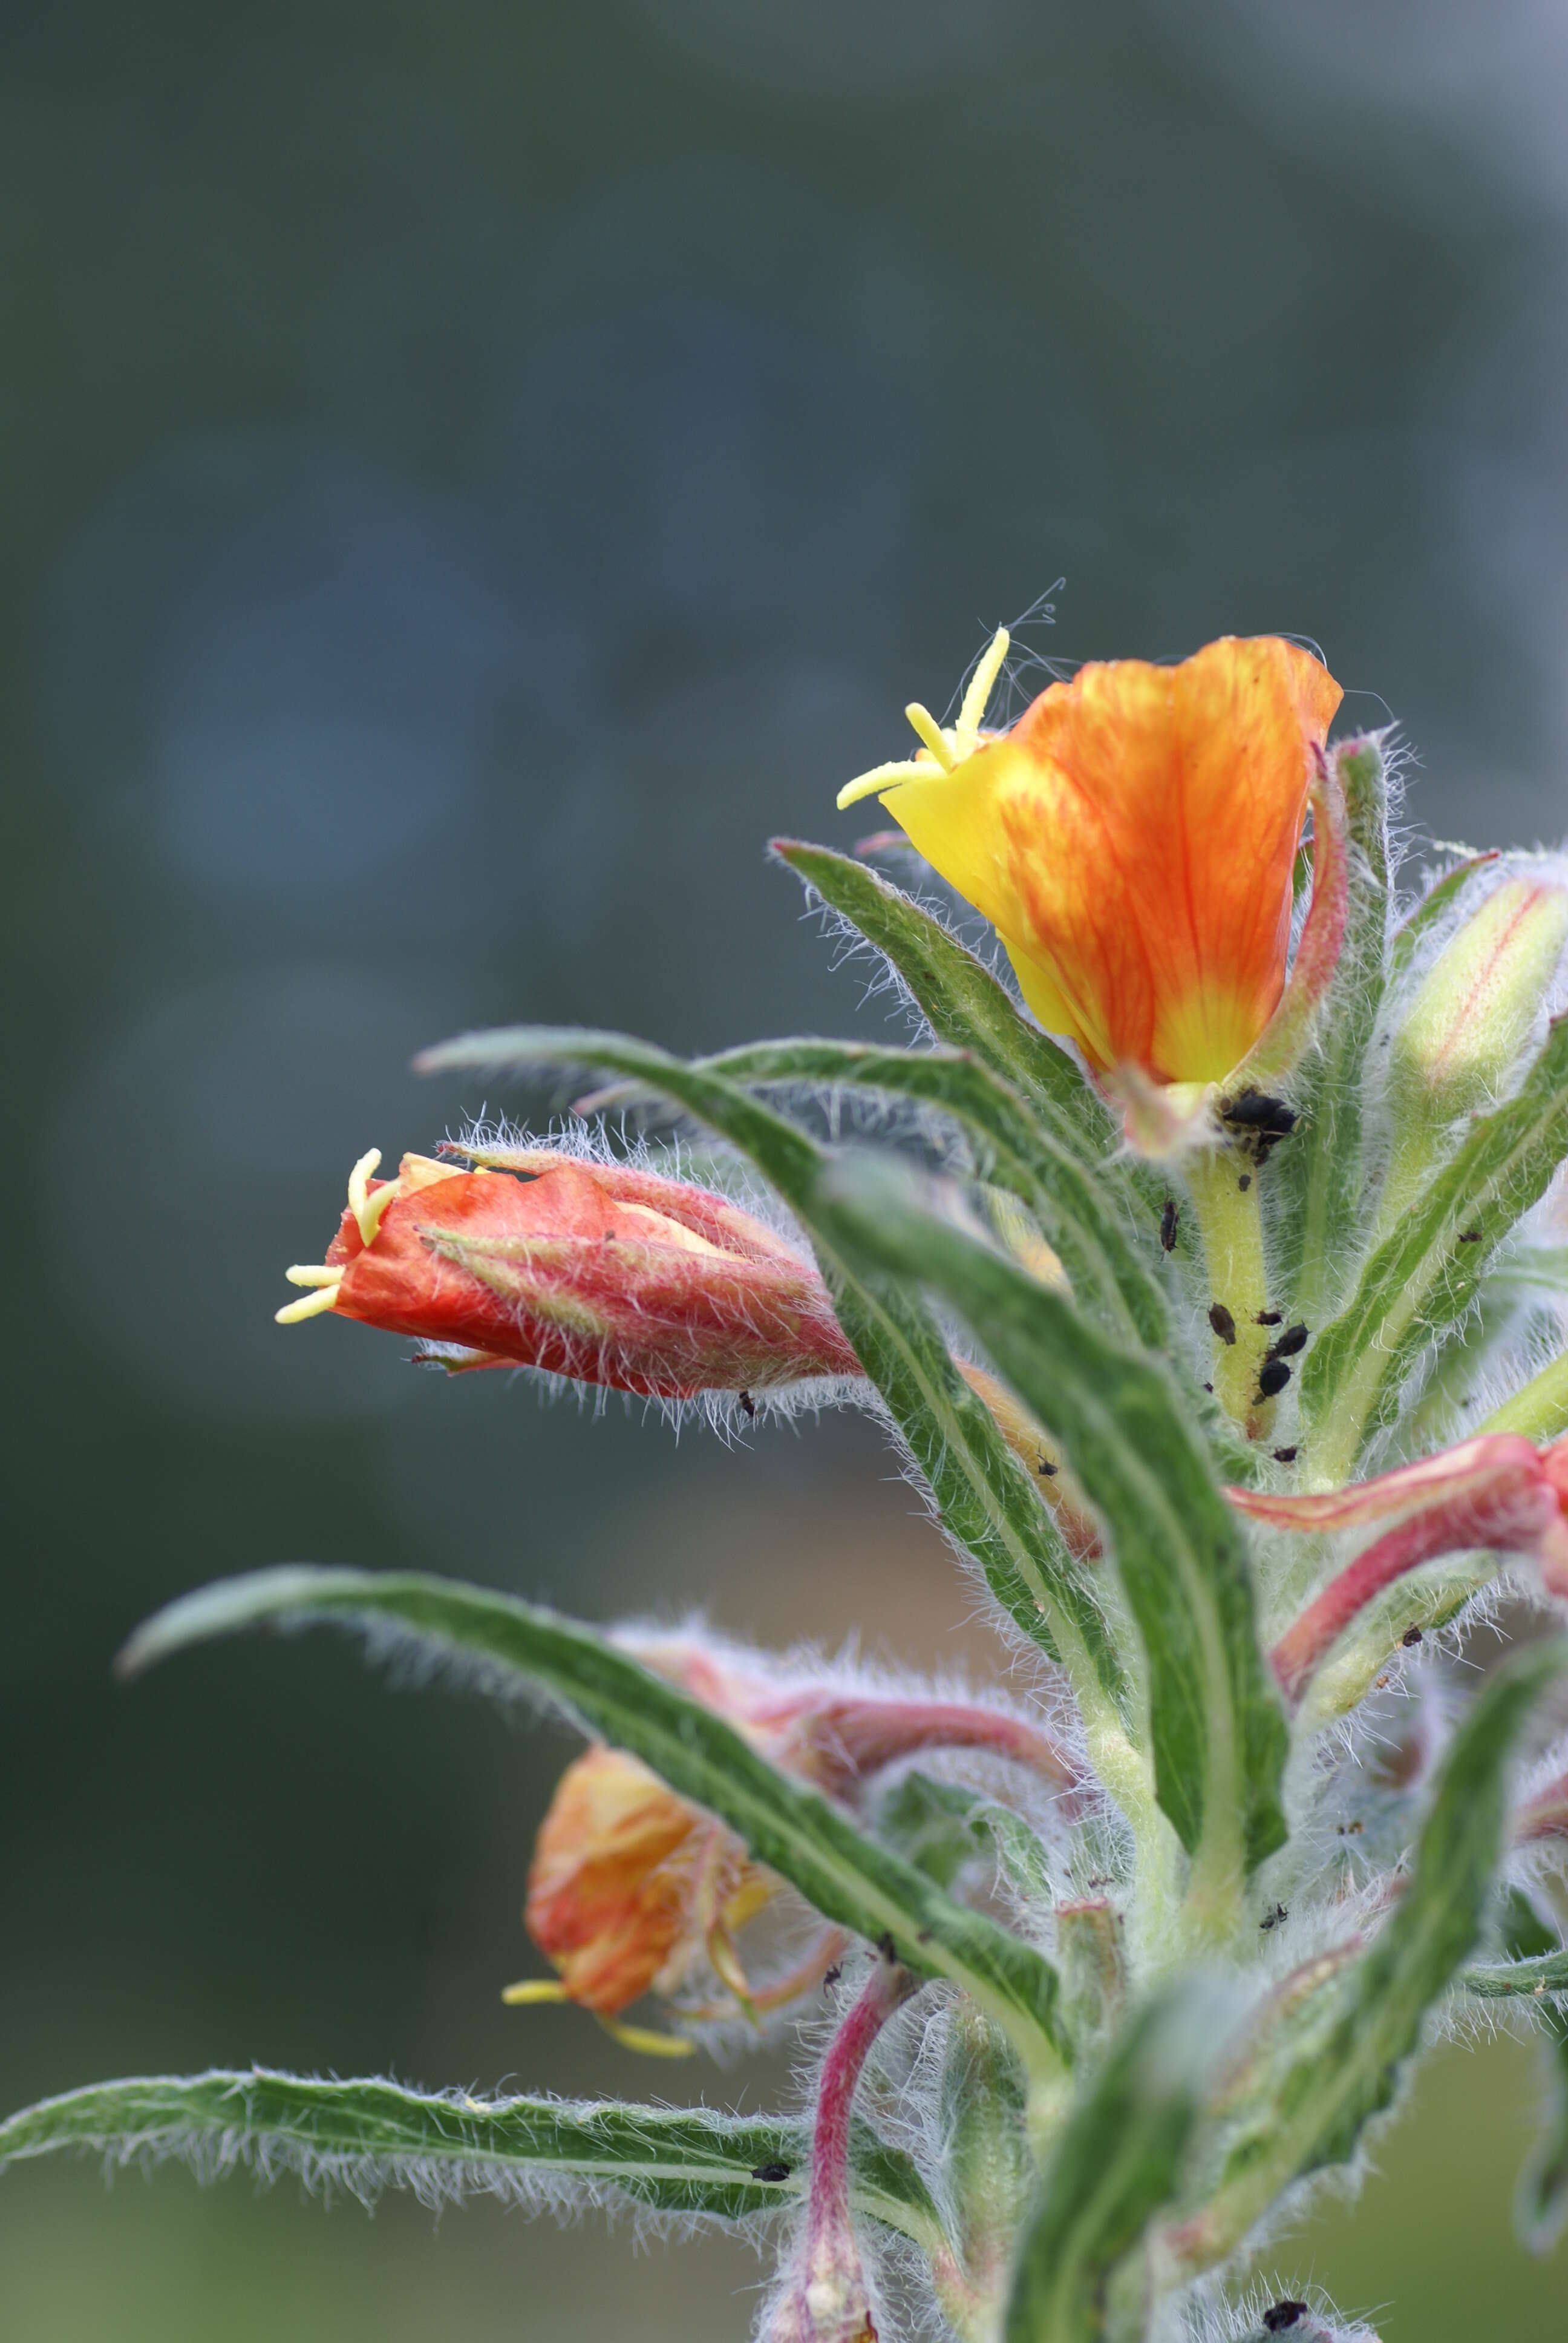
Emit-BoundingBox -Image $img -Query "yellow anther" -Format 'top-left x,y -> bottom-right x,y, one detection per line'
346,1147 -> 401,1246
957,625 -> 1010,742
904,702 -> 955,770
501,1979 -> 570,2006
284,1264 -> 340,1287
598,2018 -> 696,2058
275,1280 -> 343,1325
835,757 -> 938,811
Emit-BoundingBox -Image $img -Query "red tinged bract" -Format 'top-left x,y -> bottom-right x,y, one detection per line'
276,1148 -> 860,1400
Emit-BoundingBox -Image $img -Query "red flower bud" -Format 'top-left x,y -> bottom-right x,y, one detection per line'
276,1147 -> 859,1400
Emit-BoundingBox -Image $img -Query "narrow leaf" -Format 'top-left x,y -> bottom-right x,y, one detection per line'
698,1037 -> 1173,1355
771,839 -> 1112,1161
1005,1982 -> 1227,2343
1275,738 -> 1391,1325
120,1568 -> 1071,2082
1168,1638 -> 1566,2274
1497,1890 -> 1568,2253
1302,1016 -> 1568,1482
417,1024 -> 1131,1718
815,1155 -> 1289,1889
0,2069 -> 939,2241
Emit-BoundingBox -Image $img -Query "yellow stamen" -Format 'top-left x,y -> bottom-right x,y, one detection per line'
956,625 -> 1010,741
275,1280 -> 343,1324
835,757 -> 940,811
284,1264 -> 340,1287
598,2018 -> 697,2059
347,1147 -> 397,1246
904,701 -> 955,770
501,1979 -> 570,2005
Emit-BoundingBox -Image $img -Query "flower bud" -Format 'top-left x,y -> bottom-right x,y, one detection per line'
1383,875 -> 1568,1220
276,1146 -> 859,1400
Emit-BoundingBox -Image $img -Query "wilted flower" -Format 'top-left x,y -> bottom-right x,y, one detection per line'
276,1147 -> 859,1400
838,632 -> 1341,1086
1230,1434 -> 1568,1703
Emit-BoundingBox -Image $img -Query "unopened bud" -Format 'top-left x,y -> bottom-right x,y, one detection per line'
1391,874 -> 1568,1125
931,2002 -> 1029,2332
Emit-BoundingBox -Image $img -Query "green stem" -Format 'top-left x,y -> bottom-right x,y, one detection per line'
1184,1148 -> 1275,1440
1478,1349 -> 1568,1443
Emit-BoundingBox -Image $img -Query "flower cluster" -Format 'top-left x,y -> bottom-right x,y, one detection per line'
22,627 -> 1568,2343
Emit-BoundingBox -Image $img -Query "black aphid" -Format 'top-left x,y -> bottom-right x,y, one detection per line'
1269,1323 -> 1308,1360
1258,1358 -> 1292,1400
1272,1445 -> 1298,1463
751,2161 -> 791,2183
1160,1196 -> 1179,1253
1263,2305 -> 1308,2335
1209,1302 -> 1238,1345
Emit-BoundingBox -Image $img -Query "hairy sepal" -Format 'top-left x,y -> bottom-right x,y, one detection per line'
1301,1015 -> 1568,1481
814,1153 -> 1289,1897
1273,737 -> 1391,1326
416,1025 -> 1130,1711
1164,1638 -> 1567,2274
0,2069 -> 939,2241
1004,1981 -> 1232,2343
119,1568 -> 1072,2081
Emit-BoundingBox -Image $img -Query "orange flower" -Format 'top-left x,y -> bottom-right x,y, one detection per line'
839,634 -> 1342,1084
514,1746 -> 780,2040
275,1146 -> 858,1399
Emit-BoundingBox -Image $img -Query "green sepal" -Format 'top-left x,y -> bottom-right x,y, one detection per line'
1170,1638 -> 1567,2273
1274,736 -> 1391,1326
874,1771 -> 1055,1903
814,1153 -> 1289,1890
1004,1981 -> 1228,2343
1388,848 -> 1500,983
417,1024 -> 1131,1711
0,2069 -> 939,2241
120,1568 -> 1072,2082
1301,1016 -> 1568,1481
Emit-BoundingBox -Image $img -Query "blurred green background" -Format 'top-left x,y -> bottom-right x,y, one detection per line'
4,0 -> 1568,2333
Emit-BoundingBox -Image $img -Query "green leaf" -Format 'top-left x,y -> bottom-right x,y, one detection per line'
697,1037 -> 1173,1355
1462,1950 -> 1568,1999
1389,848 -> 1500,983
0,2069 -> 940,2241
417,1025 -> 1132,1720
1169,1638 -> 1566,2274
814,1155 -> 1289,1895
874,1771 -> 1055,1902
120,1568 -> 1071,2083
770,840 -> 1112,1161
1275,738 -> 1391,1326
1497,1890 -> 1568,2253
1004,1982 -> 1227,2343
1302,1017 -> 1568,1483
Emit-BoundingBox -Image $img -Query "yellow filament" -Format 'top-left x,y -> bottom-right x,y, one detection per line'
275,1281 -> 343,1324
598,2019 -> 697,2059
904,701 -> 955,769
956,625 -> 1010,741
501,1979 -> 570,2005
836,757 -> 939,810
284,1264 -> 340,1287
347,1147 -> 393,1245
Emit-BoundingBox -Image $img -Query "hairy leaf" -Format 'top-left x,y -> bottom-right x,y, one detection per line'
1389,848 -> 1500,983
1302,1017 -> 1568,1481
417,1025 -> 1131,1716
120,1568 -> 1071,2081
0,2069 -> 939,2240
1168,1638 -> 1566,2273
1497,1889 -> 1568,2253
1005,1982 -> 1226,2343
815,1155 -> 1289,1892
771,840 -> 1112,1161
698,1037 -> 1172,1355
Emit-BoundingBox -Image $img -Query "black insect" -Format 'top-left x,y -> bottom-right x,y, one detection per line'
877,1932 -> 898,1963
1257,1358 -> 1293,1400
1269,1323 -> 1309,1360
737,1390 -> 757,1421
751,2161 -> 791,2183
1218,1088 -> 1299,1164
1237,1172 -> 1252,1191
823,1964 -> 842,1988
1209,1302 -> 1238,1345
1402,1625 -> 1424,1648
1272,1445 -> 1299,1464
1203,1381 -> 1214,1394
1263,2305 -> 1308,2335
1459,1228 -> 1483,1243
1260,1902 -> 1289,1932
1160,1196 -> 1179,1253
1037,1458 -> 1059,1478
1256,1309 -> 1283,1326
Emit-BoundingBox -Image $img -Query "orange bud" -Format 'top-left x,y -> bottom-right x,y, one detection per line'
276,1146 -> 859,1400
